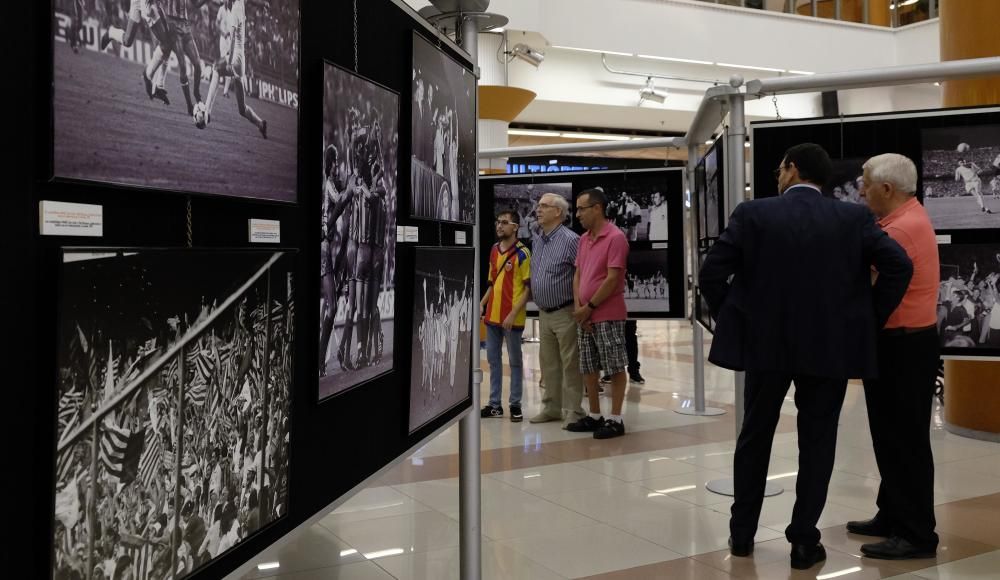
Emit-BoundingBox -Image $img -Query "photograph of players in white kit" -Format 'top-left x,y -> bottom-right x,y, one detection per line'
822,158 -> 867,204
408,248 -> 474,434
702,144 -> 722,239
319,62 -> 398,401
938,244 -> 1000,351
921,124 -> 1000,229
52,0 -> 299,201
410,33 -> 477,224
593,176 -> 671,242
493,182 -> 572,242
624,248 -> 670,313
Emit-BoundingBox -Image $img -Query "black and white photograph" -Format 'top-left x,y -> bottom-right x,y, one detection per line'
921,124 -> 1000,229
823,158 -> 867,204
52,0 -> 300,201
53,249 -> 294,580
625,248 -> 670,314
938,244 -> 1000,350
493,182 -> 571,241
696,244 -> 715,333
319,62 -> 398,401
410,33 -> 477,223
588,175 -> 673,242
409,248 -> 475,433
703,145 -> 722,239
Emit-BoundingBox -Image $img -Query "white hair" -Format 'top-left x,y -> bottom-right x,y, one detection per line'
541,192 -> 570,217
863,153 -> 917,195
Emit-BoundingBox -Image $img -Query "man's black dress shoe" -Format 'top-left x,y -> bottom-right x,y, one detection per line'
861,536 -> 937,560
790,542 -> 827,570
846,517 -> 892,537
728,536 -> 753,557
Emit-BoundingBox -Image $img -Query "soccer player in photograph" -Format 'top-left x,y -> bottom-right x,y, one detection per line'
319,145 -> 354,376
101,0 -> 173,104
647,190 -> 668,240
954,159 -> 993,214
203,0 -> 268,137
69,0 -> 85,54
990,176 -> 1000,200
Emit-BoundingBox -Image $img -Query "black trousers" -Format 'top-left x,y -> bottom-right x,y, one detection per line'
625,319 -> 640,375
862,329 -> 939,548
731,372 -> 848,545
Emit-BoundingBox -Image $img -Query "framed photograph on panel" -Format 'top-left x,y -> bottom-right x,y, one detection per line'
410,32 -> 477,223
493,182 -> 572,242
938,243 -> 1000,355
625,247 -> 670,314
408,247 -> 475,434
823,158 -> 866,203
53,249 -> 295,580
921,124 -> 1000,229
319,61 -> 399,401
595,174 -> 673,242
51,0 -> 300,202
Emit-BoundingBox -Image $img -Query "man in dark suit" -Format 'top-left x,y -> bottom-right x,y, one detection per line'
699,143 -> 913,570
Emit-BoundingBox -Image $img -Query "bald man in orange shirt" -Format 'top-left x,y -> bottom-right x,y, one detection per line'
852,153 -> 941,561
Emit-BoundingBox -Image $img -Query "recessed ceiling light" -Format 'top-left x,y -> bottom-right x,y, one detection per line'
257,562 -> 280,571
508,129 -> 561,137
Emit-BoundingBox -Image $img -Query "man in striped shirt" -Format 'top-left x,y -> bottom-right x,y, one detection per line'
529,193 -> 586,426
480,210 -> 531,422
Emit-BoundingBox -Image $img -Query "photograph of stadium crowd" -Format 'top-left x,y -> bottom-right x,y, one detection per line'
319,62 -> 398,401
52,0 -> 300,201
410,33 -> 477,223
921,124 -> 1000,229
409,248 -> 474,433
53,249 -> 293,580
938,243 -> 1000,350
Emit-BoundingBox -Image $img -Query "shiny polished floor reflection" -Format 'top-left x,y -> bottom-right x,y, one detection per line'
244,321 -> 1000,579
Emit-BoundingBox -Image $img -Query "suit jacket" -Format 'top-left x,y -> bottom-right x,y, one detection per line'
699,185 -> 913,379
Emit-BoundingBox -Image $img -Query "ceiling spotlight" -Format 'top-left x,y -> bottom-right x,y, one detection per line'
638,77 -> 667,105
511,43 -> 545,67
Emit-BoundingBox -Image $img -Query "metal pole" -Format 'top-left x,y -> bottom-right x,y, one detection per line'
891,0 -> 899,28
835,0 -> 842,21
863,0 -> 869,23
705,92 -> 780,497
930,0 -> 937,19
458,13 -> 482,580
676,144 -> 724,418
171,347 -> 187,577
480,136 -> 686,159
258,268 -> 272,527
86,421 -> 98,580
811,0 -> 818,17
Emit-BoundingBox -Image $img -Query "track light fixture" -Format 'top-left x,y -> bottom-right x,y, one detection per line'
638,77 -> 667,105
510,43 -> 545,67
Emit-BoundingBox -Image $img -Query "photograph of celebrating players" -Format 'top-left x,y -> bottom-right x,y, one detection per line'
822,158 -> 867,204
938,244 -> 1000,350
586,174 -> 673,242
52,249 -> 294,580
624,248 -> 670,313
52,0 -> 300,202
319,62 -> 398,401
921,124 -> 1000,229
409,248 -> 474,434
493,182 -> 572,242
410,33 -> 477,224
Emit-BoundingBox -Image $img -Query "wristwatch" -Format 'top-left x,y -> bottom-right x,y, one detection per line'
587,301 -> 597,310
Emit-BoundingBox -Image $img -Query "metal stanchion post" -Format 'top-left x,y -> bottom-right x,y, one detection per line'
677,143 -> 724,418
705,88 -> 781,498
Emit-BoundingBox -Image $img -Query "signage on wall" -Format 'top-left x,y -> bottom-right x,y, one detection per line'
249,219 -> 281,243
39,200 -> 103,237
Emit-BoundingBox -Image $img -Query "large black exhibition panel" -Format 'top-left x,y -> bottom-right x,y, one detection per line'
9,1 -> 476,578
479,168 -> 687,319
749,106 -> 1000,357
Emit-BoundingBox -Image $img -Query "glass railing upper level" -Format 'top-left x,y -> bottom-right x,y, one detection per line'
698,0 -> 937,28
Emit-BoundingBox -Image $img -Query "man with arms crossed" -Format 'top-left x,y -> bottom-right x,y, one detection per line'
529,193 -> 586,426
700,143 -> 912,570
850,153 -> 941,560
567,187 -> 631,439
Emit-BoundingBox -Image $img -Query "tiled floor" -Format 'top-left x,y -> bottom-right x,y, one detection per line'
243,321 -> 1000,579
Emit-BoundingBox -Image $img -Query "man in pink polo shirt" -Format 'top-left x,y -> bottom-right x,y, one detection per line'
567,187 -> 631,439
850,153 -> 941,560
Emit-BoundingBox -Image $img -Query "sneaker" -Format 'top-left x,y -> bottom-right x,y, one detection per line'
481,405 -> 503,418
152,88 -> 171,106
629,372 -> 645,385
99,32 -> 112,51
594,418 -> 626,439
565,415 -> 603,432
510,405 -> 523,422
599,375 -> 612,386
